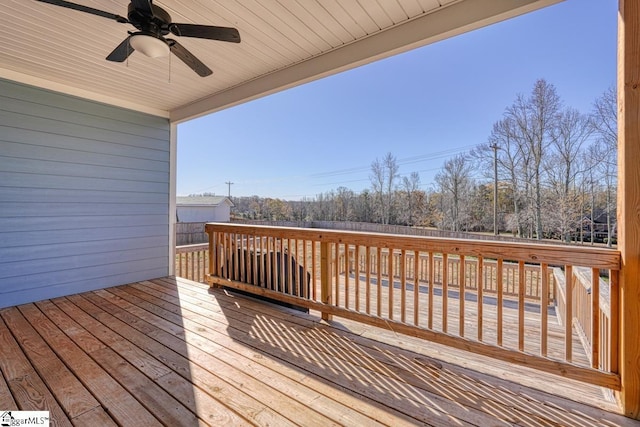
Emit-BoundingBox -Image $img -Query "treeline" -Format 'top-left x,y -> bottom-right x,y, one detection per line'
225,79 -> 618,245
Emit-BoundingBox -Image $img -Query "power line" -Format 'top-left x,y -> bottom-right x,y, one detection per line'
186,144 -> 480,197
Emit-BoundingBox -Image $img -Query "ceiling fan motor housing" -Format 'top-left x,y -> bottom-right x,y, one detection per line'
127,2 -> 172,37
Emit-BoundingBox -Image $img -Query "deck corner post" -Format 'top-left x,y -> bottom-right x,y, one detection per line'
617,0 -> 640,418
320,241 -> 332,321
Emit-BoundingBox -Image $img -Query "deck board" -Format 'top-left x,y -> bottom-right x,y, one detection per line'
0,277 -> 637,426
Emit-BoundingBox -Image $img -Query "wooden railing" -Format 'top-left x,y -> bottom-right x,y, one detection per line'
204,222 -> 621,390
338,250 -> 556,303
557,267 -> 618,374
175,243 -> 209,283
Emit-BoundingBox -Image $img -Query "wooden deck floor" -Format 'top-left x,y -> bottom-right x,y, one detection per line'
0,277 -> 637,426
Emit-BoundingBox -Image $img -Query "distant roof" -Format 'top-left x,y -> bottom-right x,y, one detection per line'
176,196 -> 234,207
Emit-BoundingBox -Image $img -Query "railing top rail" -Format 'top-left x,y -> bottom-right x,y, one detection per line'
176,243 -> 209,253
204,222 -> 620,270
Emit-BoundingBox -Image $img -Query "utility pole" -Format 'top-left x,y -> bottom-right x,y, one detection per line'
225,181 -> 234,198
490,143 -> 499,235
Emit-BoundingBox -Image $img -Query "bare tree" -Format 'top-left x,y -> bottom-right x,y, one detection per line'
400,172 -> 421,226
591,86 -> 617,247
335,186 -> 355,221
545,108 -> 592,241
505,79 -> 561,239
486,117 -> 527,237
370,152 -> 399,224
435,154 -> 473,231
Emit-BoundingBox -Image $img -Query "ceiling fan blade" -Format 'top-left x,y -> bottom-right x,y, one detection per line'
35,0 -> 128,23
168,39 -> 213,77
131,0 -> 154,17
106,37 -> 134,62
169,24 -> 241,43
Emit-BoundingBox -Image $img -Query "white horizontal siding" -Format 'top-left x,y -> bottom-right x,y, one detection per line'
0,79 -> 170,308
177,205 -> 231,223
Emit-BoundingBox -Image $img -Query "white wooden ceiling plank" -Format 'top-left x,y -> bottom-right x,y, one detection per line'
245,0 -> 332,53
352,0 -> 393,29
294,1 -> 355,44
156,0 -> 238,27
4,12 -> 129,65
175,0 -> 290,67
377,0 -> 411,24
214,1 -> 309,63
275,0 -> 343,47
339,1 -> 381,34
397,0 -> 427,17
145,0 -> 284,71
416,0 -> 444,12
319,0 -> 368,39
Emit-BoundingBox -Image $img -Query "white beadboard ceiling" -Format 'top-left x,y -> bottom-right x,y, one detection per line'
0,0 -> 561,123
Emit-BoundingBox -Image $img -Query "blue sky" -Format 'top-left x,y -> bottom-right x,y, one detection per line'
177,0 -> 617,200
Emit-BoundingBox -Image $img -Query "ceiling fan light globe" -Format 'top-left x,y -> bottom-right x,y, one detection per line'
130,34 -> 169,58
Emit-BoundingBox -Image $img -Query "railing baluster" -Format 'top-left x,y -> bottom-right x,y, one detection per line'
320,241 -> 331,321
610,269 -> 619,374
311,240 -> 317,300
366,246 -> 371,314
428,251 -> 434,330
442,253 -> 448,333
259,235 -> 264,287
355,246 -> 360,312
377,247 -> 382,317
565,265 -> 574,362
518,260 -> 525,351
592,267 -> 600,369
279,238 -> 285,293
231,232 -> 236,281
477,256 -> 483,342
541,263 -> 549,357
414,250 -> 420,326
388,248 -> 394,320
222,233 -> 229,280
266,237 -> 272,290
211,233 -> 217,278
497,258 -> 503,347
459,255 -> 465,337
401,249 -> 406,323
240,234 -> 246,282
302,238 -> 308,299
295,239 -> 300,296
335,243 -> 340,307
287,238 -> 293,295
251,234 -> 257,285
190,250 -> 195,281
345,244 -> 350,309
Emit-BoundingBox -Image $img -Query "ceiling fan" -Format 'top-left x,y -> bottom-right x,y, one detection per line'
35,0 -> 241,77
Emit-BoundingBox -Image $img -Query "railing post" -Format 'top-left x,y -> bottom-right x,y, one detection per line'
320,241 -> 332,321
207,230 -> 218,288
565,265 -> 573,362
